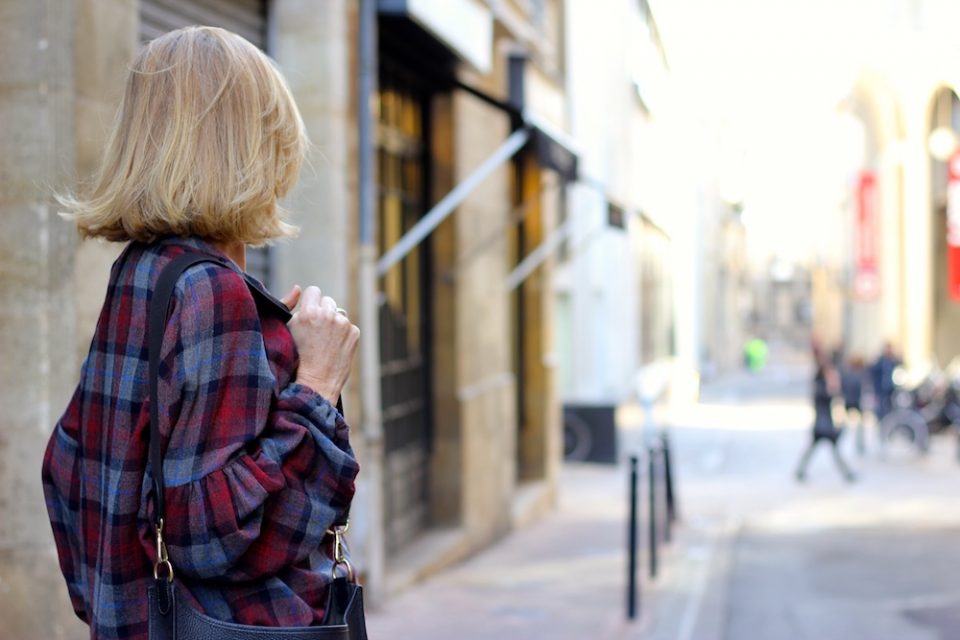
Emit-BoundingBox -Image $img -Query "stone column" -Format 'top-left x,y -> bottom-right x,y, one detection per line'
72,0 -> 137,362
452,88 -> 517,544
272,0 -> 354,308
0,1 -> 86,638
900,123 -> 934,368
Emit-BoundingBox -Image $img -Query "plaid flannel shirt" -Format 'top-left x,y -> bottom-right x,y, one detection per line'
41,237 -> 359,639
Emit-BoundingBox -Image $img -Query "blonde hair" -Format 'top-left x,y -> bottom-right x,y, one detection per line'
61,26 -> 307,245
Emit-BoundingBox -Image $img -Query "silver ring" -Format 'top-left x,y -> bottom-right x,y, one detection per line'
336,308 -> 348,317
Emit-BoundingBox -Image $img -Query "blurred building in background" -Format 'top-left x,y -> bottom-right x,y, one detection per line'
559,0 -> 718,461
560,0 -> 666,456
828,0 -> 960,371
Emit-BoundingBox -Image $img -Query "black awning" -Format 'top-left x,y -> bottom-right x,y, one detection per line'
531,122 -> 578,182
453,79 -> 580,182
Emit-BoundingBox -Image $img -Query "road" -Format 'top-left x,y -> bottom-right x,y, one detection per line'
367,362 -> 960,639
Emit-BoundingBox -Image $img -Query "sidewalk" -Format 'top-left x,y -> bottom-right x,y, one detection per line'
365,390 -> 730,638
366,462 -> 639,640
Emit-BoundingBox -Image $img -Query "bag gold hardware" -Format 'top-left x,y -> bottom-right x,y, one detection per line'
326,521 -> 354,582
153,518 -> 175,582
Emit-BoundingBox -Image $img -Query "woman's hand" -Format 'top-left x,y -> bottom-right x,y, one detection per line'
283,285 -> 360,403
280,285 -> 302,310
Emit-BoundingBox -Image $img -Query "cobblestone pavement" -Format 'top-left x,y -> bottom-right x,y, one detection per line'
368,360 -> 960,639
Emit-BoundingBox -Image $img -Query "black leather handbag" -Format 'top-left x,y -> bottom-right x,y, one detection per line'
146,252 -> 368,640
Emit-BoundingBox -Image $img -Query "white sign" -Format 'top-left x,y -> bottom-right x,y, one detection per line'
402,0 -> 493,74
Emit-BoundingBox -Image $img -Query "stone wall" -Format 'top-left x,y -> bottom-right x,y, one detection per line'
0,1 -> 87,637
72,0 -> 136,364
452,89 -> 517,543
273,0 -> 354,310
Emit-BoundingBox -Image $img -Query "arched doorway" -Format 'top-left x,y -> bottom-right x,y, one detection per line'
929,87 -> 960,365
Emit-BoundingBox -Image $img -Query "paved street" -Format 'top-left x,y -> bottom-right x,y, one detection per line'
368,361 -> 960,639
652,363 -> 960,640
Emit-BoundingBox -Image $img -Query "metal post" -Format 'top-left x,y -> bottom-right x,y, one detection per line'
627,456 -> 640,619
661,463 -> 671,543
648,447 -> 658,579
357,0 -> 385,607
358,1 -> 376,250
661,432 -> 677,541
504,217 -> 573,291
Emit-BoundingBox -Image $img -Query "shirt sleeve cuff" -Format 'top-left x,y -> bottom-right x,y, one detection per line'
280,382 -> 348,435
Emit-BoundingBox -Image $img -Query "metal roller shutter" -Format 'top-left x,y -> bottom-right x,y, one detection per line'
140,0 -> 266,48
138,0 -> 274,289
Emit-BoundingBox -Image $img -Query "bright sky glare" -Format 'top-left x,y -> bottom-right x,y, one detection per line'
649,0 -> 908,267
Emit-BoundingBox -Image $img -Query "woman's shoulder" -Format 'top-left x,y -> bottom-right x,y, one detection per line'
170,264 -> 253,324
131,237 -> 246,289
119,238 -> 254,320
123,237 -> 291,331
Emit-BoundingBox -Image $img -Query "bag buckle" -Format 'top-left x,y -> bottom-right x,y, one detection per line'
326,521 -> 355,582
153,518 -> 175,582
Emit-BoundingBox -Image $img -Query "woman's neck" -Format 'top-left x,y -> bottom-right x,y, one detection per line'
213,241 -> 246,270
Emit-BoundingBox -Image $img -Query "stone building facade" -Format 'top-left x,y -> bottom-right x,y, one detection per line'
834,0 -> 960,370
0,0 -> 567,635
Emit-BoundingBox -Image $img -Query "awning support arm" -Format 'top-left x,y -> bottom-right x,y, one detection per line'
504,217 -> 573,291
376,126 -> 532,277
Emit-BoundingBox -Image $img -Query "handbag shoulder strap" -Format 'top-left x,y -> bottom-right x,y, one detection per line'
148,252 -> 228,528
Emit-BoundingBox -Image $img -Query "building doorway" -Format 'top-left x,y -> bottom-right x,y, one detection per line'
376,47 -> 437,554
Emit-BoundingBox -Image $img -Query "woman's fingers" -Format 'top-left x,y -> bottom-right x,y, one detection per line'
294,286 -> 343,318
300,285 -> 322,309
280,285 -> 302,310
287,285 -> 361,401
319,295 -> 338,315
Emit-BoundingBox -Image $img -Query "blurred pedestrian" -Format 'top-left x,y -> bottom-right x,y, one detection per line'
796,353 -> 856,482
810,335 -> 824,362
744,336 -> 769,373
870,342 -> 901,420
841,355 -> 867,455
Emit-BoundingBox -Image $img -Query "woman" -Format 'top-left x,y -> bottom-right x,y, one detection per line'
41,26 -> 360,638
795,354 -> 856,482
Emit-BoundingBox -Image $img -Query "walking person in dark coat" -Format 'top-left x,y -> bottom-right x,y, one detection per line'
871,342 -> 901,421
796,354 -> 857,482
841,355 -> 867,455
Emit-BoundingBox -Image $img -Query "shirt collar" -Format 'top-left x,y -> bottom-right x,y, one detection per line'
157,236 -> 293,322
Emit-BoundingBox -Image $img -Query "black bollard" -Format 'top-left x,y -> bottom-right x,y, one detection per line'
648,447 -> 658,579
661,432 -> 677,542
627,456 -> 640,620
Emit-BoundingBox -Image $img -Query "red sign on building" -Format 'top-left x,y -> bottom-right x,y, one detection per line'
853,170 -> 880,300
947,152 -> 960,300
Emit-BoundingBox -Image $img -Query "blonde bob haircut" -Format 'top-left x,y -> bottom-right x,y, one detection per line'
61,26 -> 307,245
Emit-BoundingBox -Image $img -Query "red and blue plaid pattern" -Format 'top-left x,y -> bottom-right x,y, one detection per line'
41,237 -> 359,638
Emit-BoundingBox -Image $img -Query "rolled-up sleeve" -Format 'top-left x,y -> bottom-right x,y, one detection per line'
139,264 -> 359,582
